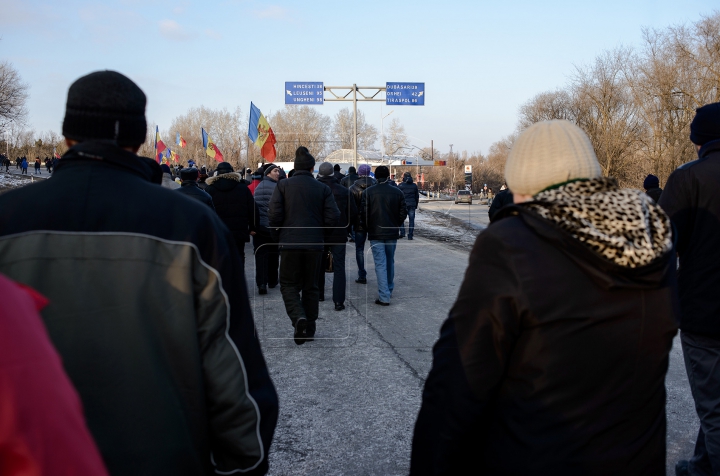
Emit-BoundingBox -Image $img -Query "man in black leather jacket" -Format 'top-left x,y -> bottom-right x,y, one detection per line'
349,164 -> 377,284
360,166 -> 407,305
176,167 -> 215,210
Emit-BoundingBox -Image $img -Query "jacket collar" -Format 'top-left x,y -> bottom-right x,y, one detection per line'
699,139 -> 720,158
57,141 -> 163,184
293,170 -> 313,178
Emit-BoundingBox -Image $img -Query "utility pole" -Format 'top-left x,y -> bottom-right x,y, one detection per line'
449,144 -> 454,193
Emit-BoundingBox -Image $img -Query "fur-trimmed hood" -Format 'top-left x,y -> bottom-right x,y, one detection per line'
205,172 -> 243,186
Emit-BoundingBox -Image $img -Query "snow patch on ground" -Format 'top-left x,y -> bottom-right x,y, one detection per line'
0,173 -> 36,193
413,208 -> 482,251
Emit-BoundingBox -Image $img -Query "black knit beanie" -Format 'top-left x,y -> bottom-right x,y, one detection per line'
375,166 -> 390,180
62,71 -> 147,147
180,167 -> 199,181
690,102 -> 720,146
294,151 -> 315,171
216,162 -> 234,174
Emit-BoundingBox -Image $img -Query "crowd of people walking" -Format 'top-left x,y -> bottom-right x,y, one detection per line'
1,69 -> 720,475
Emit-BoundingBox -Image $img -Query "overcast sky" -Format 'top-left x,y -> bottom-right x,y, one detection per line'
1,0 -> 716,156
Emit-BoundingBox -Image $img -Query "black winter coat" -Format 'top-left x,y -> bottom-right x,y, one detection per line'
659,139 -> 720,336
205,173 -> 258,247
268,170 -> 340,250
340,172 -> 359,188
349,176 -> 377,232
488,188 -> 514,222
317,175 -> 358,243
360,180 -> 408,240
0,141 -> 278,476
411,205 -> 677,476
398,177 -> 420,208
645,187 -> 662,203
177,181 -> 216,210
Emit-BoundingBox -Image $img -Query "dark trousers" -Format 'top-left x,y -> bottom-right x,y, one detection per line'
280,250 -> 321,327
682,330 -> 720,476
354,231 -> 367,279
400,206 -> 416,237
317,244 -> 347,304
253,234 -> 279,287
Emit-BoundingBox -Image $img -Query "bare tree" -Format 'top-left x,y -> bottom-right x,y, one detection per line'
332,108 -> 378,150
269,105 -> 331,161
383,118 -> 408,155
0,61 -> 29,133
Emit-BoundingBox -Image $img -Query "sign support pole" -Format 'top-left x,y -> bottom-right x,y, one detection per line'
353,84 -> 358,169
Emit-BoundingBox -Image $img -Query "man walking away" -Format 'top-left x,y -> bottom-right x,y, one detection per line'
269,149 -> 339,344
412,120 -> 677,475
253,163 -> 281,295
488,183 -> 513,222
0,70 -> 278,476
643,174 -> 663,203
205,162 -> 258,267
360,165 -> 407,305
349,164 -> 377,284
660,102 -> 720,476
20,157 -> 27,174
160,163 -> 179,189
333,163 -> 345,182
340,166 -> 359,188
398,171 -> 419,240
316,162 -> 358,310
176,167 -> 215,210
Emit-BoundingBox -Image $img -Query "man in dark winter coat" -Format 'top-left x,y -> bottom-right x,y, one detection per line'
360,165 -> 407,305
643,174 -> 663,203
0,71 -> 278,476
398,172 -> 419,239
488,183 -> 514,222
205,162 -> 259,267
340,166 -> 359,188
316,162 -> 358,310
268,149 -> 340,344
332,163 -> 345,182
253,164 -> 281,295
660,102 -> 720,476
349,164 -> 377,284
412,120 -> 677,475
176,167 -> 215,210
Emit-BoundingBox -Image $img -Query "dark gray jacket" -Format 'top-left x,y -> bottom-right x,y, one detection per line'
253,176 -> 278,228
177,181 -> 215,210
398,176 -> 420,208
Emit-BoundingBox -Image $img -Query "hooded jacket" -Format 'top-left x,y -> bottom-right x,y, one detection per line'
205,172 -> 259,246
659,139 -> 720,336
0,141 -> 278,476
398,175 -> 420,208
412,178 -> 678,475
349,176 -> 377,232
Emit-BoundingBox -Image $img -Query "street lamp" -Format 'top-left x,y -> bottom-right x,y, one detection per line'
381,109 -> 394,157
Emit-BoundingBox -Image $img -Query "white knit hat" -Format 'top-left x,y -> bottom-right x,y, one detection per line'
505,120 -> 602,196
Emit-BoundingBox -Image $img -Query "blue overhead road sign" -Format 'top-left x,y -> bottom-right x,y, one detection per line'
386,82 -> 425,106
285,82 -> 324,105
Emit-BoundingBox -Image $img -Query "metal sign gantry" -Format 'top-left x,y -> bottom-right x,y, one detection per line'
284,82 -> 425,168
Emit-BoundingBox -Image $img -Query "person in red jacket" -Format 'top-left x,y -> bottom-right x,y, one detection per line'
0,273 -> 109,476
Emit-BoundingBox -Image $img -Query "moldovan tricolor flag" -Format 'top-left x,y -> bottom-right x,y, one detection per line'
155,126 -> 167,163
201,128 -> 224,162
176,132 -> 187,148
248,102 -> 277,162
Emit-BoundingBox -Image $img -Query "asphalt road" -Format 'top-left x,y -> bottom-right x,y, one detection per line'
244,228 -> 698,475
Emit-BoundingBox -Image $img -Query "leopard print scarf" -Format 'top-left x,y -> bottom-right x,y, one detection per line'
522,177 -> 672,268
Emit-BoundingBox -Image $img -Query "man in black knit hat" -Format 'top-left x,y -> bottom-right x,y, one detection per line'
660,102 -> 720,476
269,147 -> 339,344
176,167 -> 215,210
0,71 -> 277,476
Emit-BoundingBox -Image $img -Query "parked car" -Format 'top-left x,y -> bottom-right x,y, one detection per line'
455,190 -> 472,204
